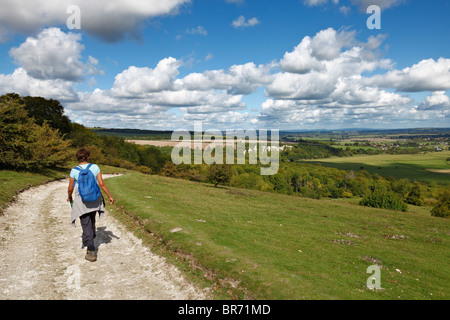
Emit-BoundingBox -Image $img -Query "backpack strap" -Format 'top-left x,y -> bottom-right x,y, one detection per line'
72,165 -> 88,188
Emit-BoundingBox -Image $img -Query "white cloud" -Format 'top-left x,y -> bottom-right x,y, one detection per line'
266,71 -> 335,100
0,0 -> 191,42
9,28 -> 100,81
304,0 -> 328,7
280,29 -> 388,75
0,67 -> 78,101
257,98 -> 440,130
112,57 -> 182,97
186,26 -> 208,36
309,28 -> 355,61
365,58 -> 450,92
339,6 -> 352,15
177,62 -> 275,94
2,23 -> 447,130
418,91 -> 450,111
272,28 -> 393,103
279,36 -> 324,74
329,76 -> 412,107
204,53 -> 214,62
232,16 -> 260,29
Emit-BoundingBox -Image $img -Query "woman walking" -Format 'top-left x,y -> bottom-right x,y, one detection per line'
67,148 -> 114,262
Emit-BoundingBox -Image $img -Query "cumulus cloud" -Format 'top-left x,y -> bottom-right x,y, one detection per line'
418,91 -> 450,111
271,28 -> 393,103
2,23 -> 447,130
177,62 -> 275,94
0,0 -> 190,42
0,67 -> 78,101
65,27 -> 448,129
112,58 -> 182,97
257,27 -> 440,128
365,58 -> 450,92
66,57 -> 251,125
280,29 -> 389,75
9,28 -> 100,81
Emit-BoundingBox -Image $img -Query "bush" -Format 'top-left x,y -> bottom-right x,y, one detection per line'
136,166 -> 153,175
207,164 -> 232,187
431,190 -> 450,218
360,191 -> 408,212
405,183 -> 424,206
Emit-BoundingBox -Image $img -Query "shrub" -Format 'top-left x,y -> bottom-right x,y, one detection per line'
431,190 -> 450,218
207,164 -> 232,187
137,166 -> 153,175
360,191 -> 408,212
405,183 -> 424,206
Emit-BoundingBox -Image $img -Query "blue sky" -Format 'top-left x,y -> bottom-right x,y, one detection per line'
0,0 -> 449,130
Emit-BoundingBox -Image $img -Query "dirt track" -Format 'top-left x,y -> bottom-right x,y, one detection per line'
0,177 -> 208,300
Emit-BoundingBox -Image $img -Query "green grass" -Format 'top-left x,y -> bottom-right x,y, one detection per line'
300,151 -> 450,184
106,173 -> 450,300
0,169 -> 66,213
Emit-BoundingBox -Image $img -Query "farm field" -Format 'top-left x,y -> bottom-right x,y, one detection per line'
106,172 -> 450,300
300,151 -> 450,185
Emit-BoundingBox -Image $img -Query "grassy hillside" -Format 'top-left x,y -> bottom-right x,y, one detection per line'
106,173 -> 450,300
300,151 -> 450,185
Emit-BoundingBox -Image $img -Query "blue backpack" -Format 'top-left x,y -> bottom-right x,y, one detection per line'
73,164 -> 101,202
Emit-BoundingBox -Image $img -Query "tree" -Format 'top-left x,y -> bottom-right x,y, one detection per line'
27,121 -> 72,168
431,190 -> 450,218
67,123 -> 102,148
22,95 -> 72,135
207,164 -> 232,187
0,95 -> 72,169
0,94 -> 36,168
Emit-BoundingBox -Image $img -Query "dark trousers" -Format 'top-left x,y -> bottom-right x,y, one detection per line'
80,211 -> 97,251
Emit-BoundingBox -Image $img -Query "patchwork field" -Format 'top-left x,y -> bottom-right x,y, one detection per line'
300,151 -> 450,185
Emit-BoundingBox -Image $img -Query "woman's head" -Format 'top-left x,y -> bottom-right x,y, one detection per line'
76,148 -> 90,163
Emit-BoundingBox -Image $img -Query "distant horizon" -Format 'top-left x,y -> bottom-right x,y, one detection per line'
89,126 -> 450,134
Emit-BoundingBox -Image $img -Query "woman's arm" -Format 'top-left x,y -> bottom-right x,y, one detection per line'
67,177 -> 75,202
97,172 -> 114,205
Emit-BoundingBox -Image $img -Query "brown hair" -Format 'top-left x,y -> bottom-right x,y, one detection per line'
76,148 -> 90,163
